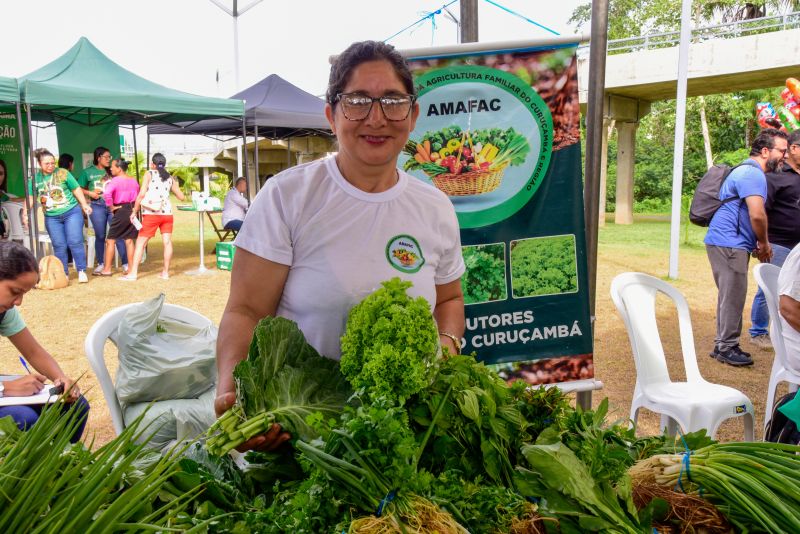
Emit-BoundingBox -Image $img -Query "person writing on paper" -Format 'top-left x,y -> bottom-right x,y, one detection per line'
0,242 -> 89,442
214,40 -> 466,452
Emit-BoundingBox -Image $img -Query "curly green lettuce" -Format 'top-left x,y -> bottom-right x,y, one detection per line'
340,278 -> 438,405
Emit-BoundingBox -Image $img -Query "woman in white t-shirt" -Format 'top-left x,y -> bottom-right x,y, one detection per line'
215,40 -> 466,452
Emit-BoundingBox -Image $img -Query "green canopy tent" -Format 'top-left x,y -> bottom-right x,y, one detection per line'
0,76 -> 35,248
0,76 -> 19,103
16,37 -> 246,257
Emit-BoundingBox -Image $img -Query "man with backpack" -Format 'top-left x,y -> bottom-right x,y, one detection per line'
705,128 -> 787,366
749,130 -> 800,350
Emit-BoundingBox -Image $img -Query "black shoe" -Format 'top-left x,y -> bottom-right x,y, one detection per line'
712,346 -> 754,367
731,345 -> 752,359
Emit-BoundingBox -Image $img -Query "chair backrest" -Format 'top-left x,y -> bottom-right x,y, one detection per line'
84,302 -> 214,436
610,272 -> 703,386
1,203 -> 26,242
753,263 -> 788,369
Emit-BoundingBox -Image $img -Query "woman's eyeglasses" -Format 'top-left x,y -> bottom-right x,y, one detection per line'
336,92 -> 415,121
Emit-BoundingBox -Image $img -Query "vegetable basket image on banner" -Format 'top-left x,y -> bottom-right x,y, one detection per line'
403,126 -> 529,196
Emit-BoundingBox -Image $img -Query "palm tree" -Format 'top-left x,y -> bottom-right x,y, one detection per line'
167,157 -> 200,197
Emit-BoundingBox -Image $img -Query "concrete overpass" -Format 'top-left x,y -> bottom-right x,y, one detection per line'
577,12 -> 800,224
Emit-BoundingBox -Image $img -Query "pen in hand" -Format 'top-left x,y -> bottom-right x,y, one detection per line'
19,356 -> 31,375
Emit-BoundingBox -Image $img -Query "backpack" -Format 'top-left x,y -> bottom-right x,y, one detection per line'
36,255 -> 68,290
689,164 -> 741,226
764,391 -> 800,445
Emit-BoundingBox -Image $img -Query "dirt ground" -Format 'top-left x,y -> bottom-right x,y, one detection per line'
4,210 -> 776,446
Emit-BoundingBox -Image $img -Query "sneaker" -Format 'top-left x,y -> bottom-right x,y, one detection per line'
732,345 -> 752,358
122,264 -> 129,275
750,334 -> 773,351
118,275 -> 137,282
711,345 -> 754,367
93,264 -> 104,275
78,271 -> 89,283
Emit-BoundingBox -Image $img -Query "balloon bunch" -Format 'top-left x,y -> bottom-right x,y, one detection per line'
757,78 -> 800,131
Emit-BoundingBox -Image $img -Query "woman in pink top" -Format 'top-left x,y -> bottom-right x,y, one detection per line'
97,159 -> 140,276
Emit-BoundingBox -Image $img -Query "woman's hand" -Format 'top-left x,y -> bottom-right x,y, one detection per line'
82,204 -> 93,216
214,390 -> 291,452
4,374 -> 46,396
53,375 -> 80,402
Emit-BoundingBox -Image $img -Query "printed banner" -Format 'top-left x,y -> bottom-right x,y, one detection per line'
0,109 -> 25,198
404,44 -> 593,385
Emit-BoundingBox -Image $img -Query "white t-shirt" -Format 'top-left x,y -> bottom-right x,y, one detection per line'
235,156 -> 465,359
779,243 -> 800,371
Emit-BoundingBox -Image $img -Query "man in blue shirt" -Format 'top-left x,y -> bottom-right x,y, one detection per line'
705,128 -> 787,366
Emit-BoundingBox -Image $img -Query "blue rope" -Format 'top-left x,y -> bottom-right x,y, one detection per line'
376,489 -> 397,517
482,0 -> 561,36
675,430 -> 692,493
674,429 -> 703,495
384,0 -> 459,43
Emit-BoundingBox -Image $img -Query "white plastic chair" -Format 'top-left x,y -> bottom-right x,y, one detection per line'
753,263 -> 800,431
84,302 -> 214,435
610,272 -> 755,440
2,202 -> 31,249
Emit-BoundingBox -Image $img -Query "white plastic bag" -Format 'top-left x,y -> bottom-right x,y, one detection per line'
115,293 -> 217,404
124,388 -> 216,451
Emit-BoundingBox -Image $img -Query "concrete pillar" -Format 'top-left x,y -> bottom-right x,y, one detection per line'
202,168 -> 210,194
615,121 -> 636,225
598,118 -> 614,228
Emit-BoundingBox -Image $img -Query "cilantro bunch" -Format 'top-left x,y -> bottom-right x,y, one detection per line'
340,278 -> 439,405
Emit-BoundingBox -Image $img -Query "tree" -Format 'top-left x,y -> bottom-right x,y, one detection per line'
167,157 -> 199,197
126,152 -> 149,181
573,1 -> 792,211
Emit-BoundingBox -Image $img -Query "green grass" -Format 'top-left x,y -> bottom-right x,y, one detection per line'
599,214 -> 708,254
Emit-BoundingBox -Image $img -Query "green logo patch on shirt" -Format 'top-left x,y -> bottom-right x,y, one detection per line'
386,234 -> 425,274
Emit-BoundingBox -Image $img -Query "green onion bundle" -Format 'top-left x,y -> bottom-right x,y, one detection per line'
628,442 -> 800,533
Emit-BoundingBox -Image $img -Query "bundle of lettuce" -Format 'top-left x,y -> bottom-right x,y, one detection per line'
205,316 -> 351,456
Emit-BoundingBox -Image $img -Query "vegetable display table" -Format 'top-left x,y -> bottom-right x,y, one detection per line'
177,205 -> 221,275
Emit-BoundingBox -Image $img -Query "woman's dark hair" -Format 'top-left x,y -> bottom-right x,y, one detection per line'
152,153 -> 170,181
58,153 -> 74,169
0,242 -> 38,281
326,41 -> 415,107
112,158 -> 129,172
34,148 -> 54,164
93,146 -> 111,165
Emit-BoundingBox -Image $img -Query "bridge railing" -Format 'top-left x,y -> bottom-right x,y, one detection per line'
580,11 -> 800,55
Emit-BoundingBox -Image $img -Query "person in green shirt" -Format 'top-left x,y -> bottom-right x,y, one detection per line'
0,241 -> 88,443
78,147 -> 128,275
30,148 -> 93,282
